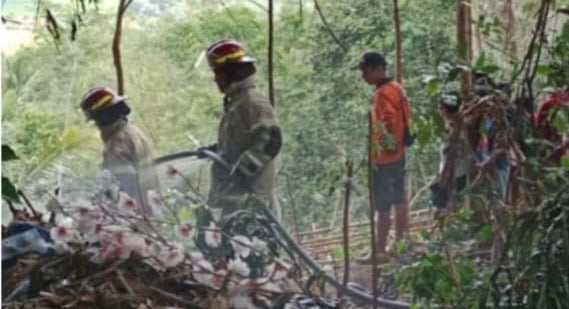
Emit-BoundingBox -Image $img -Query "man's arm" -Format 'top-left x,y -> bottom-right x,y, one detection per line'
233,101 -> 281,178
374,90 -> 398,151
104,140 -> 145,208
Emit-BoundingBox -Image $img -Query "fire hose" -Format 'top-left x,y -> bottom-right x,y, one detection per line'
153,149 -> 410,309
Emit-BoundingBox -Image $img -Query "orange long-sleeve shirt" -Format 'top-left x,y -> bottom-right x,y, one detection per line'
371,79 -> 411,165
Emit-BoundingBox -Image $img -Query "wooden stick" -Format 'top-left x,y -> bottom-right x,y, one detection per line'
147,285 -> 201,308
368,112 -> 379,309
391,0 -> 403,83
342,159 -> 353,289
115,270 -> 134,296
268,0 -> 275,107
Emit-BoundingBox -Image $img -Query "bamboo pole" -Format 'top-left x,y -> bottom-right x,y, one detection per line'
368,112 -> 379,309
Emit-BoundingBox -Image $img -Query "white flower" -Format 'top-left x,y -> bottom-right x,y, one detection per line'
147,190 -> 163,217
188,251 -> 204,262
230,235 -> 252,258
50,225 -> 75,243
251,237 -> 267,253
159,243 -> 185,268
228,291 -> 255,309
193,258 -> 215,285
144,242 -> 163,259
205,222 -> 222,248
75,207 -> 103,236
177,223 -> 195,239
118,192 -> 137,213
266,258 -> 291,280
227,257 -> 250,277
123,233 -> 147,257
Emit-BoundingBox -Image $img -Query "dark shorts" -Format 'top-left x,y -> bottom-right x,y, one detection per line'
373,156 -> 406,212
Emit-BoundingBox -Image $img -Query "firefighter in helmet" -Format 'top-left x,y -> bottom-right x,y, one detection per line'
80,86 -> 160,218
200,39 -> 282,209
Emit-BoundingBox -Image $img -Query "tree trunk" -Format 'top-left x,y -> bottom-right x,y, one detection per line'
456,0 -> 473,97
113,0 -> 132,95
392,0 -> 403,83
268,0 -> 275,107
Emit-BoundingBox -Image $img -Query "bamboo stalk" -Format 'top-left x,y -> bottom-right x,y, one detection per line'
342,159 -> 353,288
368,112 -> 379,309
391,0 -> 403,83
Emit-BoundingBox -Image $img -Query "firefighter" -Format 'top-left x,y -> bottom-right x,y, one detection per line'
80,86 -> 160,218
201,39 -> 282,210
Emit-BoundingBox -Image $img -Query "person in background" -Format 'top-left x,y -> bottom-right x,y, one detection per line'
430,91 -> 470,214
534,62 -> 569,163
353,52 -> 412,262
200,39 -> 282,211
80,86 -> 160,218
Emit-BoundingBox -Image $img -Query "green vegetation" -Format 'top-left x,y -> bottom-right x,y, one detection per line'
2,0 -> 569,307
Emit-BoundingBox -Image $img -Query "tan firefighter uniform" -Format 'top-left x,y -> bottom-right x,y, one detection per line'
207,76 -> 278,208
100,118 -> 160,217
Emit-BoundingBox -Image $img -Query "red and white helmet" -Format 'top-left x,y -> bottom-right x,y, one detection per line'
80,86 -> 127,119
206,39 -> 256,70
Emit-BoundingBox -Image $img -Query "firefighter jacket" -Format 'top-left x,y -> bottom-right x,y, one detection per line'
100,118 -> 160,217
208,76 -> 280,208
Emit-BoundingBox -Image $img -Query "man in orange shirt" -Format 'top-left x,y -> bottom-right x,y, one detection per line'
353,52 -> 411,262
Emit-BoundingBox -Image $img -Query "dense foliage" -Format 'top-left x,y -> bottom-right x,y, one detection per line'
2,0 -> 569,307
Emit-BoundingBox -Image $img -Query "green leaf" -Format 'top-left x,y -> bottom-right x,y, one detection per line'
417,123 -> 433,146
178,207 -> 193,222
561,155 -> 569,170
536,64 -> 555,76
475,225 -> 492,242
481,65 -> 500,74
2,144 -> 18,161
2,176 -> 20,202
426,79 -> 441,97
474,52 -> 486,69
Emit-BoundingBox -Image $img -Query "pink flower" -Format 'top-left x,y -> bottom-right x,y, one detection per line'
205,222 -> 222,248
50,225 -> 74,243
159,243 -> 185,268
210,269 -> 228,288
177,223 -> 195,239
99,241 -> 130,261
118,192 -> 137,213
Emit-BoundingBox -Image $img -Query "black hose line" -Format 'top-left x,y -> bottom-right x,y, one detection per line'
153,150 -> 410,308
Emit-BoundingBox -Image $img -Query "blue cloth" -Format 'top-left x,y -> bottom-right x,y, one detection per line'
2,222 -> 53,269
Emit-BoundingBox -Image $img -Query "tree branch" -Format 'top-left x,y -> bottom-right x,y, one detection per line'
113,0 -> 129,95
268,0 -> 275,107
313,0 -> 347,53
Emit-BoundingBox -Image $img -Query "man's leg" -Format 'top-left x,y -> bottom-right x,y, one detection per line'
376,209 -> 391,253
393,156 -> 409,241
394,200 -> 409,241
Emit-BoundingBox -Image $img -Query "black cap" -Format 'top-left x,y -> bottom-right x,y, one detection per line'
351,52 -> 387,70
